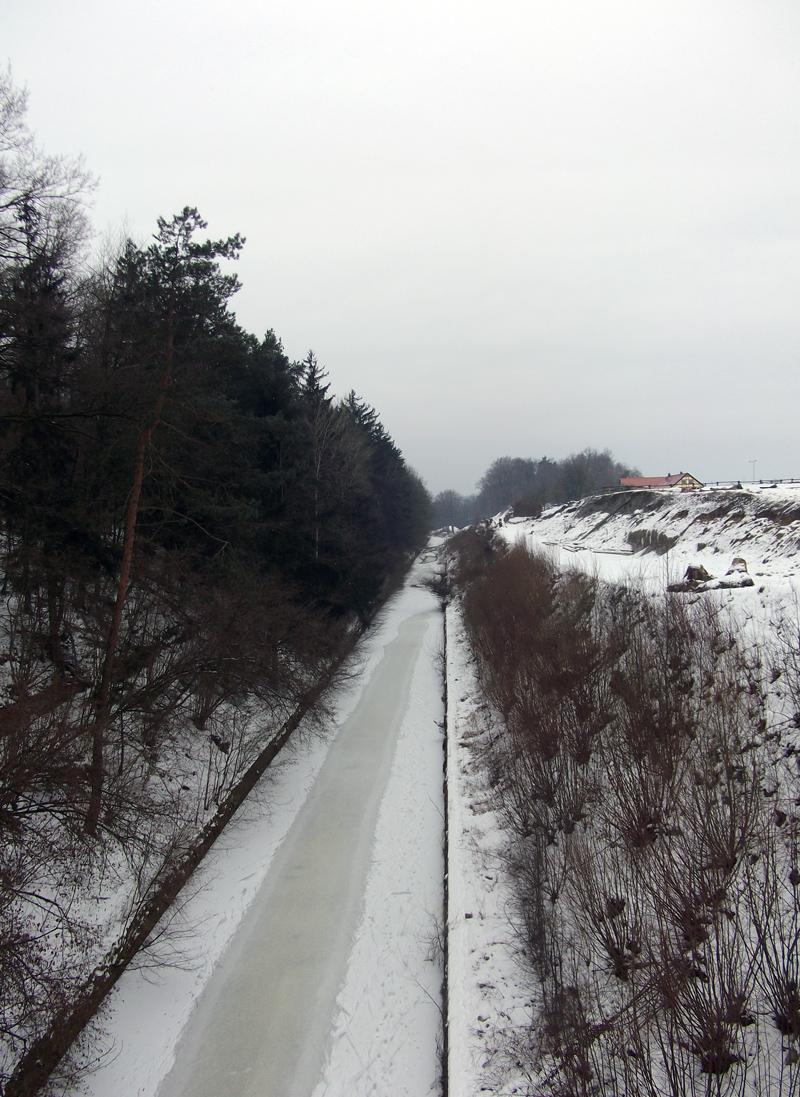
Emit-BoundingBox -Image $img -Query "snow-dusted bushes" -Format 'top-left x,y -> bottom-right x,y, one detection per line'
457,539 -> 800,1096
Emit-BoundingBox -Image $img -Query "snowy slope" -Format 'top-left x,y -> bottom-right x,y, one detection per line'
500,483 -> 800,600
444,484 -> 800,1097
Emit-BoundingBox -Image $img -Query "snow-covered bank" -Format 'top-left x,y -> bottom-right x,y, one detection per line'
498,483 -> 800,603
66,556 -> 444,1097
446,602 -> 531,1097
441,485 -> 800,1096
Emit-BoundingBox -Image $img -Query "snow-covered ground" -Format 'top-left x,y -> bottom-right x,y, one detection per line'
501,483 -> 800,605
65,554 -> 444,1097
60,487 -> 800,1097
445,604 -> 533,1097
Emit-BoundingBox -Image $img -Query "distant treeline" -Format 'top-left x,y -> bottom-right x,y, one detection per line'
433,449 -> 639,527
0,70 -> 429,1079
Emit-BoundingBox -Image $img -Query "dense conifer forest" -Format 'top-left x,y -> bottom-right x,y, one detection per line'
0,71 -> 430,1086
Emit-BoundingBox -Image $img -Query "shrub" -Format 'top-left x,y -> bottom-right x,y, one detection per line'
456,542 -> 796,1095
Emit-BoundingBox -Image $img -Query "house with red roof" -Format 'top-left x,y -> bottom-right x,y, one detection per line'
619,471 -> 703,490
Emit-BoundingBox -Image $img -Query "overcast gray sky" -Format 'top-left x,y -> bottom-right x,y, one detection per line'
4,0 -> 799,494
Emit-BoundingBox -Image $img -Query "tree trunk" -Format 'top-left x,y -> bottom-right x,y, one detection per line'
85,299 -> 174,835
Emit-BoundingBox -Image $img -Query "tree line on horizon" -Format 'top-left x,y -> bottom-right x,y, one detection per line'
433,449 -> 639,528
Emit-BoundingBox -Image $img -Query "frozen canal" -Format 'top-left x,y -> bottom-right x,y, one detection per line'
72,557 -> 444,1097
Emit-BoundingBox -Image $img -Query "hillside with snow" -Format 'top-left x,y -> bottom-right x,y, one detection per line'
444,483 -> 800,1097
496,483 -> 800,604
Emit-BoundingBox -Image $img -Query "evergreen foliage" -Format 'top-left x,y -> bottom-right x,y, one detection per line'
0,70 -> 430,1081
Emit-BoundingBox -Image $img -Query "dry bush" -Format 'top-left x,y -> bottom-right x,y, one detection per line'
447,524 -> 505,589
0,822 -> 94,1077
770,601 -> 800,736
420,561 -> 453,605
458,540 -> 800,1096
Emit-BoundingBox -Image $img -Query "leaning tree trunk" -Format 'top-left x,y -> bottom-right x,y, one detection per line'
85,298 -> 175,836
